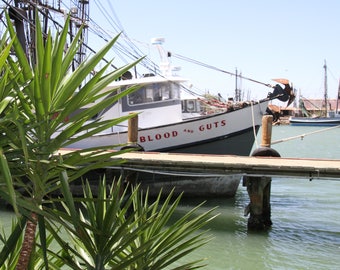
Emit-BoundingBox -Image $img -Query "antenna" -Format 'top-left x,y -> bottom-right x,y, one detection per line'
151,37 -> 172,76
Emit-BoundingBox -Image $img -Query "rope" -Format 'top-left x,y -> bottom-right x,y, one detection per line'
271,125 -> 340,145
251,101 -> 259,149
112,167 -> 234,177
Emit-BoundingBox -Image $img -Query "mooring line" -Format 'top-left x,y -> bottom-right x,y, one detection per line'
271,125 -> 340,145
251,101 -> 259,149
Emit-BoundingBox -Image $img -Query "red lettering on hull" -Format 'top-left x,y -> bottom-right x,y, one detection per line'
198,119 -> 227,131
140,131 -> 178,142
139,119 -> 226,143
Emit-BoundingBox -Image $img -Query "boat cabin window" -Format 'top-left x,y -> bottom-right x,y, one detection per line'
182,99 -> 201,113
127,82 -> 180,105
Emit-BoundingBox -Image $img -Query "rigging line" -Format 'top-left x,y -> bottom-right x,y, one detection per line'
5,0 -> 120,70
105,0 -> 125,31
86,3 -> 164,74
18,0 -> 120,69
172,53 -> 272,87
326,65 -> 339,87
85,21 -> 157,74
53,1 -> 128,69
76,0 -> 166,76
300,96 -> 322,110
3,0 -> 175,77
251,101 -> 259,149
91,0 -> 157,72
3,0 -> 128,71
180,84 -> 205,98
271,125 -> 340,145
118,39 -> 163,74
92,0 -> 122,34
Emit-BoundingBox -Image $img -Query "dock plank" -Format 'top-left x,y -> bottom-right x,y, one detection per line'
59,149 -> 340,180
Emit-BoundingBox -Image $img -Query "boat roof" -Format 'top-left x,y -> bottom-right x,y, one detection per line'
180,91 -> 203,100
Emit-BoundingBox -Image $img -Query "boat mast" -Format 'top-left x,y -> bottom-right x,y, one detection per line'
337,79 -> 340,114
70,0 -> 90,71
235,68 -> 238,101
323,60 -> 328,117
5,0 -> 89,70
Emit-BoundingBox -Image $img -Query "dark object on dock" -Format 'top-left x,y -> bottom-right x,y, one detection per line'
243,115 -> 280,230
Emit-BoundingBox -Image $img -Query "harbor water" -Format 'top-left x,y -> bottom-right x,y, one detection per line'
1,125 -> 340,269
170,125 -> 340,269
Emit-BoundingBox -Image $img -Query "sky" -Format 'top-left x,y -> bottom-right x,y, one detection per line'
89,0 -> 340,103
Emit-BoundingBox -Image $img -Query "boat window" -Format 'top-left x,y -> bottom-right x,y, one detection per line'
159,84 -> 171,100
127,82 -> 180,105
171,83 -> 180,99
187,100 -> 195,111
128,89 -> 144,105
196,100 -> 201,112
182,99 -> 201,113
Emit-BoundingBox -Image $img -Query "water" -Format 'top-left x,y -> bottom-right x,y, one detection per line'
1,125 -> 340,269
171,125 -> 340,269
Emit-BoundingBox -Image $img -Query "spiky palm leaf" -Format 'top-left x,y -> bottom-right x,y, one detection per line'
0,11 -> 140,269
1,11 -> 140,201
46,177 -> 216,270
0,10 -> 216,270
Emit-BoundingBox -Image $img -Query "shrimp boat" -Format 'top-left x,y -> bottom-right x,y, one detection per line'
64,63 -> 292,197
1,0 -> 294,197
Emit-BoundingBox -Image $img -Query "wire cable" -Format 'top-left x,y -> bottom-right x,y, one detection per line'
271,125 -> 340,145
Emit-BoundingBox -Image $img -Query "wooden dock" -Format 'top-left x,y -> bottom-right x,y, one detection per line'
106,151 -> 340,181
80,114 -> 339,181
58,116 -> 340,230
60,148 -> 340,231
59,148 -> 340,181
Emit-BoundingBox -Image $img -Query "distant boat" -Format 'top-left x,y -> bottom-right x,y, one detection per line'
290,61 -> 340,126
289,116 -> 340,126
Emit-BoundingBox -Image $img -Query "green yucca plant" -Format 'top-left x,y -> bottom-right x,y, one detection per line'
0,219 -> 65,270
47,178 -> 216,270
0,10 -> 216,270
0,11 -> 139,269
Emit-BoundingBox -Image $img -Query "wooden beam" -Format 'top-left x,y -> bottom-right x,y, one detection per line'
112,152 -> 340,180
59,149 -> 340,180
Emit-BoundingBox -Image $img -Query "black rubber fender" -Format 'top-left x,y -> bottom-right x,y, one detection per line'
251,147 -> 281,157
121,144 -> 145,152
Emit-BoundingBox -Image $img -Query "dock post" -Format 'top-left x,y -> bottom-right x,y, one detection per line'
127,113 -> 139,146
120,113 -> 144,186
243,115 -> 280,230
260,115 -> 273,148
122,113 -> 142,151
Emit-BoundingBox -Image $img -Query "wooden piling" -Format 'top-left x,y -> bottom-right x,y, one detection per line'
261,115 -> 273,147
127,113 -> 138,145
122,113 -> 142,186
243,115 -> 276,230
244,176 -> 272,229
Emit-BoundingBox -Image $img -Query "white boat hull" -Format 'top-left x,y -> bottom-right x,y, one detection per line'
68,101 -> 268,155
68,101 -> 268,198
